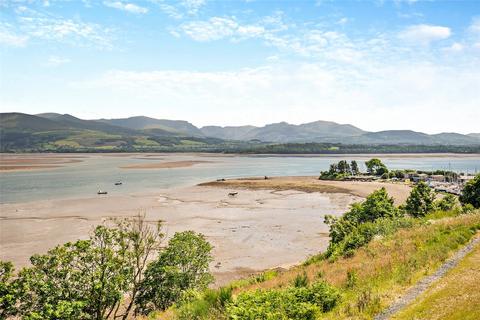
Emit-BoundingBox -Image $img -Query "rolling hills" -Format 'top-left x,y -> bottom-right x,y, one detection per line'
1,112 -> 479,152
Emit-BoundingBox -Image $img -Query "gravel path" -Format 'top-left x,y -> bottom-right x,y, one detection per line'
374,236 -> 480,320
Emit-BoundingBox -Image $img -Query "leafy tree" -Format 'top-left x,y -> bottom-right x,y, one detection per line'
365,158 -> 388,176
435,194 -> 458,211
405,181 -> 436,217
325,188 -> 400,246
459,174 -> 480,208
351,160 -> 359,175
337,160 -> 351,174
136,231 -> 213,314
0,261 -> 18,318
12,215 -> 165,320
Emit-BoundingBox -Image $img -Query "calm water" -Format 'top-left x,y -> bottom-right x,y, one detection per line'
1,154 -> 479,204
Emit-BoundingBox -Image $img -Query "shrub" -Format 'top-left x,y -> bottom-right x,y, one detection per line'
434,194 -> 458,211
325,188 -> 401,249
293,272 -> 309,288
0,261 -> 17,318
459,174 -> 480,208
405,181 -> 436,217
226,281 -> 340,320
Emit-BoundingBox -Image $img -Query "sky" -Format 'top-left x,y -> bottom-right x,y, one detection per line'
1,0 -> 479,134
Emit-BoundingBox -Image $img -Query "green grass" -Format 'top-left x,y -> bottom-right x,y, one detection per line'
392,236 -> 480,320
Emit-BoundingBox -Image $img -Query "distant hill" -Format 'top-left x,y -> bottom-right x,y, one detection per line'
99,116 -> 204,137
2,113 -> 68,131
201,120 -> 365,142
200,125 -> 256,140
1,112 -> 479,152
36,113 -> 138,135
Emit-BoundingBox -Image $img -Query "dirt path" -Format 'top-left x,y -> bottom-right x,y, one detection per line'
374,236 -> 480,320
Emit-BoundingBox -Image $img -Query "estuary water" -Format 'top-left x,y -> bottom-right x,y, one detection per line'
1,153 -> 479,204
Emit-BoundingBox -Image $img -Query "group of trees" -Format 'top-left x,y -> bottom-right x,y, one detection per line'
319,160 -> 360,180
324,174 -> 480,259
320,158 -> 388,180
0,215 -> 213,319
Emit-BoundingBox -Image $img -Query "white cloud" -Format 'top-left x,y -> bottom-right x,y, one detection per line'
468,17 -> 480,34
443,42 -> 464,53
45,55 -> 71,66
11,8 -> 114,49
77,58 -> 480,133
180,17 -> 265,41
399,24 -> 451,45
104,1 -> 148,14
0,23 -> 28,47
337,17 -> 349,25
181,0 -> 206,14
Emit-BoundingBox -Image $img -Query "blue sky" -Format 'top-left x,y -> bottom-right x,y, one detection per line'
1,0 -> 479,133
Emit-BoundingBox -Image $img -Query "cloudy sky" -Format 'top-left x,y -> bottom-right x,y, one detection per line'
1,0 -> 479,133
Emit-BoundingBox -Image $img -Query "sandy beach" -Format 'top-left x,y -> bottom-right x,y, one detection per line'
0,175 -> 414,285
201,176 -> 412,205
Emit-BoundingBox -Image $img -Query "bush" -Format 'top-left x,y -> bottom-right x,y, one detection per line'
326,217 -> 414,259
459,174 -> 480,208
293,272 -> 309,288
175,288 -> 231,320
405,181 -> 436,217
226,281 -> 340,320
0,261 -> 17,318
325,188 -> 401,248
434,194 -> 458,211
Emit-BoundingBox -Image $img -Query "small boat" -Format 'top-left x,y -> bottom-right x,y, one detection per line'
114,181 -> 123,185
97,190 -> 108,195
228,192 -> 238,197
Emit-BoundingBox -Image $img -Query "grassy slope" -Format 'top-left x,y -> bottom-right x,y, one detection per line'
392,236 -> 480,320
230,212 -> 480,319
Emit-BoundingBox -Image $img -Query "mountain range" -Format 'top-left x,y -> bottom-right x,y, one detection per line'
1,112 -> 479,152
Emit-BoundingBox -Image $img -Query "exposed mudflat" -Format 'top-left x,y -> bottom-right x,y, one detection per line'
0,185 -> 360,286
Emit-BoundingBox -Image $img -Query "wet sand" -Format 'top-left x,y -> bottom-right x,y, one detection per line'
201,176 -> 412,205
0,185 -> 360,286
0,154 -> 85,172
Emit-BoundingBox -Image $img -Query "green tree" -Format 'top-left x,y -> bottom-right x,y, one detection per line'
13,215 -> 165,320
136,231 -> 213,314
365,158 -> 388,176
325,188 -> 399,245
351,160 -> 359,175
459,174 -> 480,208
0,261 -> 18,318
337,160 -> 351,174
435,194 -> 458,211
405,181 -> 436,217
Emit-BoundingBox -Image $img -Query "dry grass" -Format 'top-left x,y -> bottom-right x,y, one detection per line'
392,235 -> 480,320
231,213 -> 480,319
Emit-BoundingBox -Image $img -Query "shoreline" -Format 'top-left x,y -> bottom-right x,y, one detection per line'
200,176 -> 412,205
0,176 -> 412,285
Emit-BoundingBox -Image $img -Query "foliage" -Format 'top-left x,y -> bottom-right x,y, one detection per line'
135,231 -> 213,314
175,287 -> 232,320
459,174 -> 480,208
405,181 -> 436,217
434,194 -> 458,211
325,188 -> 400,245
350,160 -> 359,175
365,158 -> 388,176
293,272 -> 309,288
226,281 -> 340,319
0,261 -> 17,318
0,215 -> 198,320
